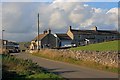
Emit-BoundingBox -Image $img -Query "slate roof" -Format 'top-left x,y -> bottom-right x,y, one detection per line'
97,30 -> 119,34
70,29 -> 119,35
56,34 -> 72,40
33,34 -> 47,41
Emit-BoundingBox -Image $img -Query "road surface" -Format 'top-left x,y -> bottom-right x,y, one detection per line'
11,53 -> 118,79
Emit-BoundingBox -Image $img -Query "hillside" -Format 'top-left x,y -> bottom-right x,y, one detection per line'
18,42 -> 31,50
71,40 -> 119,51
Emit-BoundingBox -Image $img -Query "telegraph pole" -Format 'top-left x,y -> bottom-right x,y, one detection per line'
37,13 -> 39,50
2,30 -> 5,54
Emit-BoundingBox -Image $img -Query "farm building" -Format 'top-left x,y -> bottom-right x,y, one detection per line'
30,29 -> 72,50
30,26 -> 120,50
67,26 -> 119,46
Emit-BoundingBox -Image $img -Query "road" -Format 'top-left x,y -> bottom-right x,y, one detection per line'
11,53 -> 118,79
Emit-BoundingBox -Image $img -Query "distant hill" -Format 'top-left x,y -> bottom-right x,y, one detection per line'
71,40 -> 119,51
18,42 -> 30,50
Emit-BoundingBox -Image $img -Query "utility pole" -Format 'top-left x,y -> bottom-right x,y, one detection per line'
37,13 -> 39,50
2,30 -> 5,54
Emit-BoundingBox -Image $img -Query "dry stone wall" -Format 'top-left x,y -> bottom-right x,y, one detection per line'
53,49 -> 119,67
30,49 -> 119,67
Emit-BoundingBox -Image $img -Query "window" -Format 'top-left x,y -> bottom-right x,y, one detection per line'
78,35 -> 80,38
106,37 -> 107,39
98,39 -> 99,42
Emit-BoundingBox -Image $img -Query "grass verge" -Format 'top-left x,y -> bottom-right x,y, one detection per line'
2,54 -> 63,80
71,40 -> 120,51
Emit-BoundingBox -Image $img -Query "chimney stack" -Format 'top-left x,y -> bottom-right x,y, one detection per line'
43,28 -> 51,34
69,26 -> 72,30
48,28 -> 51,34
43,30 -> 47,34
93,26 -> 97,31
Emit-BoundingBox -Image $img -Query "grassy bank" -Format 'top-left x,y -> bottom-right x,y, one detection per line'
2,54 -> 63,80
71,40 -> 120,51
32,49 -> 119,73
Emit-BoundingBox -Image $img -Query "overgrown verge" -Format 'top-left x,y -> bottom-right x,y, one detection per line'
32,49 -> 119,73
2,54 -> 63,80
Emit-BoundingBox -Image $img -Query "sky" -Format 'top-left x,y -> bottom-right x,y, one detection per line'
0,0 -> 119,42
1,0 -> 120,2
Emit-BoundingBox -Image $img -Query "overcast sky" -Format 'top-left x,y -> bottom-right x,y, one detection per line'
0,0 -> 119,42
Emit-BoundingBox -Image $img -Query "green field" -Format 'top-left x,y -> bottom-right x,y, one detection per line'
71,40 -> 119,51
2,54 -> 63,80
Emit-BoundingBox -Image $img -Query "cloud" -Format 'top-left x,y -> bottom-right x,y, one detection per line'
2,2 -> 119,42
2,3 -> 39,41
53,0 -> 119,2
3,3 -> 41,33
2,0 -> 119,2
2,0 -> 51,2
107,8 -> 118,15
49,11 -> 67,29
80,7 -> 119,30
69,4 -> 94,24
106,8 -> 118,29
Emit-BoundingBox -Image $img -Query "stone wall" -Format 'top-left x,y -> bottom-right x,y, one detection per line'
30,49 -> 119,67
53,49 -> 119,67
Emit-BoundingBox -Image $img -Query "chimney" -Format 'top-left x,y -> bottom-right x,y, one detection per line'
43,29 -> 51,34
93,26 -> 97,31
69,26 -> 72,30
48,28 -> 51,34
43,30 -> 47,34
